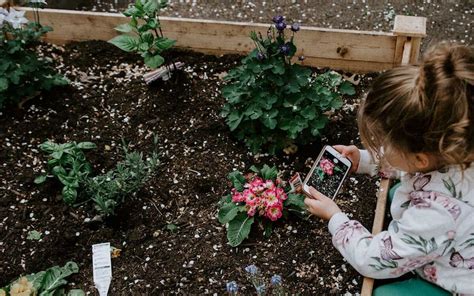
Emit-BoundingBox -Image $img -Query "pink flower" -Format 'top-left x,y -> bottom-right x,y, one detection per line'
247,205 -> 257,216
320,158 -> 335,175
243,189 -> 257,206
423,265 -> 437,282
391,254 -> 440,276
266,205 -> 283,221
275,187 -> 287,201
231,189 -> 245,203
263,189 -> 280,207
265,180 -> 275,189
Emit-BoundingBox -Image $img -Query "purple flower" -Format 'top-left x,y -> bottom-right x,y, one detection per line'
272,15 -> 284,24
279,43 -> 290,55
226,281 -> 239,294
256,52 -> 266,61
271,274 -> 282,285
291,23 -> 300,32
275,21 -> 287,31
255,284 -> 266,295
244,264 -> 259,275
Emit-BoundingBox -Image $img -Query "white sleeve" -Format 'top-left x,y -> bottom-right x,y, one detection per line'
356,150 -> 378,176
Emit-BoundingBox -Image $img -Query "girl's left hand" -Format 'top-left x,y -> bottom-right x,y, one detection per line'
304,187 -> 342,221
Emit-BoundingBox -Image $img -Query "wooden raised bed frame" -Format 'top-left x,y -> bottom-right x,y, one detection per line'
20,7 -> 426,295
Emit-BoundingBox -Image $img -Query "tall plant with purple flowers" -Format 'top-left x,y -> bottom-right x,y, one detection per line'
221,16 -> 355,154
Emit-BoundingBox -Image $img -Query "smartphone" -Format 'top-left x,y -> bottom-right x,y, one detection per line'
303,145 -> 352,199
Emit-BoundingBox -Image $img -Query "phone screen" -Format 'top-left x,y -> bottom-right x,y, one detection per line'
306,149 -> 350,198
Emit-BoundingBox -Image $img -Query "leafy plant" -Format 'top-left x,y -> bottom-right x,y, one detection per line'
109,0 -> 176,69
0,2 -> 68,109
221,15 -> 355,154
218,165 -> 306,247
84,142 -> 159,216
35,141 -> 96,205
0,261 -> 84,296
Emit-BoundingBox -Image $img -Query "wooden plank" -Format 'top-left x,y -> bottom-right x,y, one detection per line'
393,15 -> 427,37
409,37 -> 422,64
21,8 -> 399,72
393,36 -> 407,66
361,178 -> 391,296
401,39 -> 413,66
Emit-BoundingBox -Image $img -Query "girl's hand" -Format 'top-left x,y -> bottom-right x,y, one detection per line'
333,145 -> 360,173
304,187 -> 342,221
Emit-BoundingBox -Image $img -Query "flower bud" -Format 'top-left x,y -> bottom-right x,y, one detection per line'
291,23 -> 300,32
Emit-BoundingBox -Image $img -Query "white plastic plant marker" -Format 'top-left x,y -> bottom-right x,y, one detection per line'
92,242 -> 112,296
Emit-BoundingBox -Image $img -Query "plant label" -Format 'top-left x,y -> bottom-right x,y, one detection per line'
92,242 -> 112,296
289,173 -> 303,193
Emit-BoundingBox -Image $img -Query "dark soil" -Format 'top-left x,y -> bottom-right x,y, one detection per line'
0,41 -> 378,294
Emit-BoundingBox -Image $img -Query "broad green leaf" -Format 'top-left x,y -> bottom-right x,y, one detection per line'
227,212 -> 254,247
227,111 -> 244,131
51,150 -> 63,160
144,54 -> 165,69
300,106 -> 316,120
39,262 -> 79,296
0,77 -> 9,91
271,59 -> 286,75
108,35 -> 139,52
114,23 -> 133,33
228,171 -> 246,192
39,141 -> 56,153
260,164 -> 278,180
339,81 -> 356,95
284,193 -> 306,209
34,175 -> 47,184
155,38 -> 176,50
77,142 -> 97,150
26,271 -> 47,291
218,202 -> 241,224
62,187 -> 77,205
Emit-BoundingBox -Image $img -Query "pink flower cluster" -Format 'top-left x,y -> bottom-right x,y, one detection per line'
320,158 -> 335,175
232,177 -> 287,221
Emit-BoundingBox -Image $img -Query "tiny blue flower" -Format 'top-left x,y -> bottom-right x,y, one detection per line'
279,44 -> 290,55
275,21 -> 287,31
244,264 -> 258,275
272,15 -> 284,24
271,274 -> 282,286
291,23 -> 300,32
256,52 -> 266,61
226,281 -> 239,293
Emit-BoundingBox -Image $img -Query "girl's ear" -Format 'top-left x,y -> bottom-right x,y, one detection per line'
414,153 -> 431,171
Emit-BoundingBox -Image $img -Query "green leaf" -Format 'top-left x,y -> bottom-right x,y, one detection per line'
227,111 -> 244,131
77,142 -> 97,150
62,187 -> 77,205
144,54 -> 165,69
27,230 -> 42,240
339,81 -> 356,95
271,59 -> 286,75
34,175 -> 47,184
284,193 -> 306,209
155,38 -> 176,50
260,164 -> 278,180
228,171 -> 246,192
114,23 -> 133,33
227,212 -> 254,247
263,220 -> 273,238
108,35 -> 139,52
39,262 -> 79,296
218,202 -> 242,224
0,77 -> 8,92
67,290 -> 86,296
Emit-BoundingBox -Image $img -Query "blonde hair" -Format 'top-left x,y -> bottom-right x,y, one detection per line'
359,43 -> 474,166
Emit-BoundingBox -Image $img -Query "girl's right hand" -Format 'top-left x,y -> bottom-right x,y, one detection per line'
333,145 -> 360,173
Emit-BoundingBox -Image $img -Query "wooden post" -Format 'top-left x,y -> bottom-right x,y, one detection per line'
361,178 -> 392,296
393,15 -> 427,65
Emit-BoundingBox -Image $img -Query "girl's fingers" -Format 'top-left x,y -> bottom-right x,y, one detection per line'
308,186 -> 323,200
333,145 -> 347,156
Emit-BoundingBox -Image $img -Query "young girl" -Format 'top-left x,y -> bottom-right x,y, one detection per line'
305,43 -> 474,295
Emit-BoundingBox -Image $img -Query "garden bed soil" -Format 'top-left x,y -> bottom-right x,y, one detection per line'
0,41 -> 378,294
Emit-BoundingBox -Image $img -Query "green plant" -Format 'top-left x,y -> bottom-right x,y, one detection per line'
85,142 -> 159,216
0,261 -> 84,296
35,141 -> 96,205
0,2 -> 68,109
221,16 -> 355,154
109,0 -> 176,69
218,165 -> 306,247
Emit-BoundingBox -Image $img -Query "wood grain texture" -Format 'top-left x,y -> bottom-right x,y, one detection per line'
20,8 -> 409,72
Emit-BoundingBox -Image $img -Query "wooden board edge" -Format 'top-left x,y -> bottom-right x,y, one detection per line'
361,178 -> 391,296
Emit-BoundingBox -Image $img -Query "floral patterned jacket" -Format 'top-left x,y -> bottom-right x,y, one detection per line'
328,150 -> 474,294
